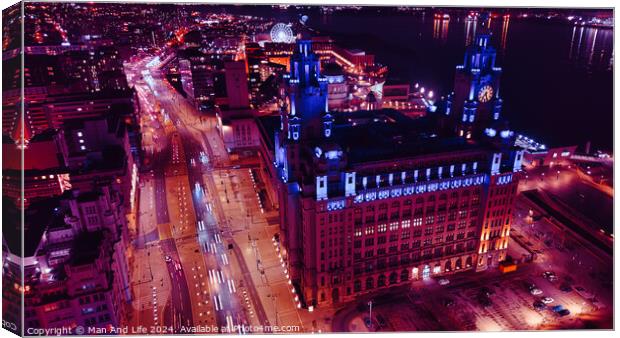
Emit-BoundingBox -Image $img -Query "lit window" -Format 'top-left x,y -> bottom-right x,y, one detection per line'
378,224 -> 387,233
401,220 -> 411,229
80,145 -> 86,150
77,131 -> 83,137
79,139 -> 84,143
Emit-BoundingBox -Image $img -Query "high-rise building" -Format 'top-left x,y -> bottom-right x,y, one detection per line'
271,36 -> 522,308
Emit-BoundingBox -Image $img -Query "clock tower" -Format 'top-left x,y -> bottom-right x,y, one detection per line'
446,16 -> 503,139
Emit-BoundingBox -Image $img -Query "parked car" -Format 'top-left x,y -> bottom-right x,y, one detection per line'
533,300 -> 546,311
540,297 -> 554,304
479,287 -> 496,297
543,271 -> 557,281
557,309 -> 571,317
164,255 -> 172,262
551,305 -> 566,313
363,317 -> 377,330
443,298 -> 456,307
438,278 -> 450,286
477,295 -> 492,308
559,283 -> 572,293
530,288 -> 543,296
375,314 -> 387,328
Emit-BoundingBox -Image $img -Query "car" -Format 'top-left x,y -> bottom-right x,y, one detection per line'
363,317 -> 375,330
438,278 -> 450,286
573,286 -> 595,300
557,309 -> 570,317
524,281 -> 536,290
533,301 -> 546,311
375,314 -> 387,328
442,298 -> 456,307
543,271 -> 557,281
530,288 -> 543,295
164,255 -> 172,262
551,305 -> 566,313
559,283 -> 572,293
540,297 -> 554,304
479,287 -> 496,297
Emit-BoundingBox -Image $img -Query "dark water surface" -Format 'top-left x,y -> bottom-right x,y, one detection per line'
221,6 -> 614,151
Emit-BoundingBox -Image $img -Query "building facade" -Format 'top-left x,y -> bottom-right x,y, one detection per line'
272,36 -> 522,308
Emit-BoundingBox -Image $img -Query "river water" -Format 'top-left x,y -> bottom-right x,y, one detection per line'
219,6 -> 614,151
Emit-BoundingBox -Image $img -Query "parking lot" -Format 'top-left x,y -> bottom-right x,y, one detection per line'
336,259 -> 612,332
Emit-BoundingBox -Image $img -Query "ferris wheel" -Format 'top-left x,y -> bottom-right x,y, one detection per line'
270,23 -> 295,43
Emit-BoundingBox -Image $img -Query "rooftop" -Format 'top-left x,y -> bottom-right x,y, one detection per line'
331,110 -> 483,164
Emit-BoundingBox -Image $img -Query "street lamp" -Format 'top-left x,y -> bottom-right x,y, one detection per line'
368,300 -> 373,329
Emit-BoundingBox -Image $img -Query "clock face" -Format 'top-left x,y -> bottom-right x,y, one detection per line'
477,85 -> 494,103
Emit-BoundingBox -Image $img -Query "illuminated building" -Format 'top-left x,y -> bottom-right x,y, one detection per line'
445,16 -> 504,140
216,60 -> 260,151
270,37 -> 521,307
3,190 -> 130,333
2,130 -> 71,206
322,63 -> 348,110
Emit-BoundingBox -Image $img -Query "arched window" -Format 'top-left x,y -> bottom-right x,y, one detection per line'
455,258 -> 463,270
445,260 -> 452,272
389,272 -> 398,285
378,275 -> 386,287
354,280 -> 362,292
466,256 -> 473,268
400,269 -> 409,282
365,277 -> 374,290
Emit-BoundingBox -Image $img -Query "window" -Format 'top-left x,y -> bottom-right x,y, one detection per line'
365,226 -> 374,235
425,215 -> 434,225
401,220 -> 410,229
378,224 -> 387,233
354,228 -> 362,237
390,222 -> 399,231
401,231 -> 411,240
413,218 -> 423,227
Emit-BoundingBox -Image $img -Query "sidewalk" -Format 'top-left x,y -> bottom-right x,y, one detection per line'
128,176 -> 171,328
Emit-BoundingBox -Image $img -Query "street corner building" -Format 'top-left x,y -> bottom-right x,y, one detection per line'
269,26 -> 523,308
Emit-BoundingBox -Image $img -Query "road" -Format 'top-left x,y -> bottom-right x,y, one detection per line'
127,53 -> 272,333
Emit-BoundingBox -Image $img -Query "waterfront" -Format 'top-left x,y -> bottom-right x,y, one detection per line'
224,6 -> 614,151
